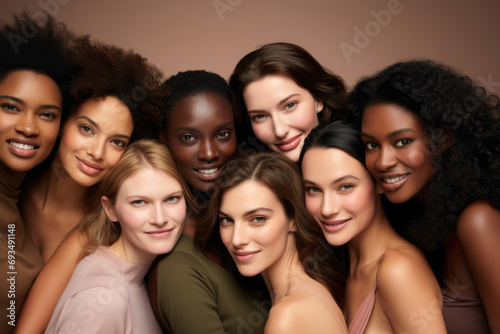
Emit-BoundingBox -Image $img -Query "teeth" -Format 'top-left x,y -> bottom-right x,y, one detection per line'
384,175 -> 408,184
197,168 -> 218,174
9,141 -> 35,150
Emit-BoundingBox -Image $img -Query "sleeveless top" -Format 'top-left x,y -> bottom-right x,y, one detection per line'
348,285 -> 377,334
442,289 -> 490,333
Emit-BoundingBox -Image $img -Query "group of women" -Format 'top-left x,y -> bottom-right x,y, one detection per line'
1,10 -> 498,334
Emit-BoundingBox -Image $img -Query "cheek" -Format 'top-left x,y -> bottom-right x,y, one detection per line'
365,154 -> 378,175
251,122 -> 273,143
106,150 -> 125,168
219,140 -> 237,159
40,121 -> 61,146
219,226 -> 232,248
305,196 -> 321,217
406,147 -> 432,167
293,107 -> 319,133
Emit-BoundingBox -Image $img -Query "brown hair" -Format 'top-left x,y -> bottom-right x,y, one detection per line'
77,139 -> 197,256
196,151 -> 345,306
229,42 -> 347,142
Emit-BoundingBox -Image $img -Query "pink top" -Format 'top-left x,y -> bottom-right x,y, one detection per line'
348,285 -> 377,334
442,289 -> 490,334
46,247 -> 161,334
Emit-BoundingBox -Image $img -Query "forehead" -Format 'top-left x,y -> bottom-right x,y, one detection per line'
302,148 -> 368,181
361,103 -> 424,133
220,180 -> 281,211
0,70 -> 62,101
243,74 -> 310,105
118,167 -> 181,194
167,92 -> 234,129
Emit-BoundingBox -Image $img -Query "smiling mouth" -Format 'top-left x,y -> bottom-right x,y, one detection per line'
275,134 -> 302,152
383,174 -> 410,184
195,167 -> 219,175
8,141 -> 37,150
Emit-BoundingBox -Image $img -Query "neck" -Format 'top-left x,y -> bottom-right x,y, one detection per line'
261,233 -> 305,304
108,235 -> 155,265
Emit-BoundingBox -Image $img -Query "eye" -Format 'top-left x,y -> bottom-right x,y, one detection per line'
365,142 -> 379,150
339,184 -> 354,192
131,199 -> 145,206
219,216 -> 233,225
180,134 -> 196,142
251,216 -> 266,224
305,186 -> 321,194
166,195 -> 181,203
216,130 -> 231,140
251,114 -> 267,122
284,102 -> 297,110
80,125 -> 94,134
395,138 -> 413,147
111,139 -> 127,148
40,111 -> 57,119
1,104 -> 20,112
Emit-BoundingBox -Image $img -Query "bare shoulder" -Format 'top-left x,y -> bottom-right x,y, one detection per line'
456,200 -> 500,244
265,293 -> 347,334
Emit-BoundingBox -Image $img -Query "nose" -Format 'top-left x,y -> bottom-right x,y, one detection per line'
272,113 -> 289,139
231,222 -> 249,248
375,145 -> 397,171
197,138 -> 218,162
86,138 -> 105,161
151,203 -> 167,226
15,112 -> 39,137
320,192 -> 340,218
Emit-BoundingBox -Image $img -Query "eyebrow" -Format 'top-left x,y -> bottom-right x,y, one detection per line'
0,95 -> 61,111
219,207 -> 274,217
176,121 -> 234,133
361,128 -> 415,139
77,116 -> 131,140
247,94 -> 300,114
303,175 -> 360,186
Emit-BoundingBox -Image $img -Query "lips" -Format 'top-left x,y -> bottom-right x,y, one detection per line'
7,140 -> 38,158
144,228 -> 174,239
379,173 -> 410,192
76,157 -> 103,176
233,250 -> 260,262
275,134 -> 302,152
193,166 -> 221,181
321,218 -> 350,233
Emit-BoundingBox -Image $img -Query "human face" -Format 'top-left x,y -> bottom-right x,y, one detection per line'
57,96 -> 133,187
302,148 -> 379,246
102,167 -> 186,264
164,92 -> 236,193
0,70 -> 62,172
243,74 -> 323,162
361,103 -> 436,204
219,180 -> 295,277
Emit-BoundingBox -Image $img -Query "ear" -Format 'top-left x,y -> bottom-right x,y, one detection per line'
437,126 -> 454,153
101,196 -> 118,222
314,99 -> 324,114
289,218 -> 297,232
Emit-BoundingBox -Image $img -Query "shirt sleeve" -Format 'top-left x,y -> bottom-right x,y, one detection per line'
157,252 -> 226,334
54,287 -> 129,334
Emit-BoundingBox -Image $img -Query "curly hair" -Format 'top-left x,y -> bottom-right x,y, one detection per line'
69,35 -> 164,141
347,60 -> 500,251
229,42 -> 347,143
0,11 -> 75,118
196,151 -> 346,307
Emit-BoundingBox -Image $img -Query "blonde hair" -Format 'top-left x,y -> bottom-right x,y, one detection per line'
77,139 -> 197,256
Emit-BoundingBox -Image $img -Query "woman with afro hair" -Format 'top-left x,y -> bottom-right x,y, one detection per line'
347,60 -> 500,333
0,12 -> 75,334
15,27 -> 165,333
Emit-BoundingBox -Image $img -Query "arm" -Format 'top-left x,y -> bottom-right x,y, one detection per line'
456,200 -> 500,334
14,230 -> 87,334
377,250 -> 447,334
53,287 -> 127,334
156,252 -> 227,334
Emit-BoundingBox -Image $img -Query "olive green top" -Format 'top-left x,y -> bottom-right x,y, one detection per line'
154,234 -> 268,334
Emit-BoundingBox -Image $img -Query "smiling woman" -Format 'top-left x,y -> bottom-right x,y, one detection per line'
45,139 -> 195,333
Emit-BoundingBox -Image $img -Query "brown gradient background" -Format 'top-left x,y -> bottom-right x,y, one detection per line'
1,0 -> 499,90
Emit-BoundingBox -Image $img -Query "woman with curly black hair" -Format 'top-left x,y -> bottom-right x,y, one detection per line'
229,42 -> 347,162
0,12 -> 75,334
347,60 -> 500,333
15,34 -> 164,333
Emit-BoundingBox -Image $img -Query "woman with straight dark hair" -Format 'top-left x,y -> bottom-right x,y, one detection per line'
300,121 -> 446,333
229,42 -> 347,162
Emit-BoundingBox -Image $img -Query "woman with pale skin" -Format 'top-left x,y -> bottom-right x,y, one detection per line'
200,151 -> 347,334
0,12 -> 75,333
147,70 -> 268,334
300,121 -> 446,334
348,60 -> 500,333
15,36 -> 163,333
46,140 -> 194,333
229,42 -> 346,162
